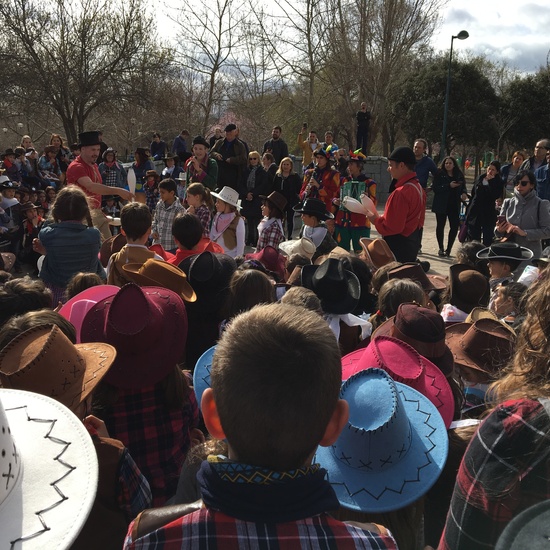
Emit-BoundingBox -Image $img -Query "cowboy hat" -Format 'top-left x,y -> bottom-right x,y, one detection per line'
445,318 -> 515,375
293,198 -> 334,220
301,258 -> 360,315
279,237 -> 316,260
99,233 -> 127,268
122,259 -> 197,302
449,264 -> 490,314
80,283 -> 188,390
342,335 -> 454,427
245,246 -> 286,280
0,388 -> 98,549
372,303 -> 455,377
0,252 -> 15,272
0,325 -> 116,412
259,191 -> 287,213
211,186 -> 240,209
315,368 -> 448,513
59,285 -> 121,343
388,262 -> 447,291
477,242 -> 533,262
359,237 -> 395,270
192,345 -> 216,410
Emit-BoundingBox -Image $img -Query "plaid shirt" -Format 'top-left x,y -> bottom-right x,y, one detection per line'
97,381 -> 199,507
440,398 -> 550,550
118,447 -> 153,521
152,199 -> 185,251
256,218 -> 285,251
193,204 -> 211,237
124,508 -> 397,549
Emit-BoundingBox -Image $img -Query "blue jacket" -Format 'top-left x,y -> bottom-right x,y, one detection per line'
535,164 -> 550,201
39,221 -> 105,287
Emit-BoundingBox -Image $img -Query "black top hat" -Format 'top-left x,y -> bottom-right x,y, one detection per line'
301,258 -> 360,314
78,131 -> 101,147
192,136 -> 210,148
293,198 -> 334,220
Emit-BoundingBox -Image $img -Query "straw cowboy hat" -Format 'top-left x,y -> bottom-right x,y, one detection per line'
0,388 -> 98,549
211,186 -> 240,209
316,368 -> 448,513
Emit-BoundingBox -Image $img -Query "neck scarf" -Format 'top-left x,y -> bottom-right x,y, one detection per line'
198,456 -> 339,523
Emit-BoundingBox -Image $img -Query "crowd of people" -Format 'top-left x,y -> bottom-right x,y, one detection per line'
0,125 -> 550,549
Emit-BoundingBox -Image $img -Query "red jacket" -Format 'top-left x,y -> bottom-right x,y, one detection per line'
374,173 -> 425,237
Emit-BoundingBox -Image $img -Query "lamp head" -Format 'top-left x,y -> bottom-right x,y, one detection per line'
455,30 -> 469,40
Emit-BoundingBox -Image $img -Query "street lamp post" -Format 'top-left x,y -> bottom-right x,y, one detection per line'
441,30 -> 469,158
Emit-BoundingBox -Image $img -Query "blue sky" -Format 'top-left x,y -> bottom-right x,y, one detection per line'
433,1 -> 550,72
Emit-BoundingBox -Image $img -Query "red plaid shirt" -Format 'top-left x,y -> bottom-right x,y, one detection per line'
256,218 -> 285,251
97,380 -> 199,507
440,398 -> 550,550
124,508 -> 397,549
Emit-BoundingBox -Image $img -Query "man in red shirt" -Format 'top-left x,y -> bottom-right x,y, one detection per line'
367,146 -> 425,263
67,131 -> 133,241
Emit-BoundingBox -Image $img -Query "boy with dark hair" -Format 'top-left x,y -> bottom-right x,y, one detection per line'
107,202 -> 163,286
124,303 -> 397,549
0,276 -> 53,327
151,178 -> 185,252
166,212 -> 223,266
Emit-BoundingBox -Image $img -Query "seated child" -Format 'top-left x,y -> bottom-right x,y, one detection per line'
186,182 -> 213,237
151,178 -> 185,252
165,212 -> 223,266
124,303 -> 397,549
294,198 -> 338,263
107,202 -> 163,286
490,281 -> 527,325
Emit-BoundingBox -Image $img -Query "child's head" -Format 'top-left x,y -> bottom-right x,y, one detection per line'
487,259 -> 519,279
280,286 -> 322,315
146,169 -> 159,183
187,182 -> 213,210
45,186 -> 56,201
158,178 -> 177,203
205,303 -> 346,470
1,182 -> 16,200
226,269 -> 275,319
172,212 -> 203,250
51,186 -> 90,223
120,202 -> 152,241
492,281 -> 527,317
65,272 -> 104,301
23,204 -> 38,221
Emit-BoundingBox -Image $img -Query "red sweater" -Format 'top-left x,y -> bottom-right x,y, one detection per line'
374,173 -> 425,237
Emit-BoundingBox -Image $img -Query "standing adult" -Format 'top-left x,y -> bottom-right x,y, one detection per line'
466,160 -> 504,246
297,125 -> 320,171
97,131 -> 109,162
500,150 -> 526,197
272,157 -> 302,239
356,102 -> 371,155
520,138 -> 550,172
535,148 -> 550,200
431,156 -> 467,257
172,129 -> 191,164
209,127 -> 223,148
366,147 -> 425,263
149,132 -> 166,160
413,138 -> 438,190
132,148 -> 155,204
185,136 -> 218,191
495,170 -> 550,263
67,131 -> 133,242
210,124 -> 247,192
262,126 -> 289,165
320,131 -> 338,151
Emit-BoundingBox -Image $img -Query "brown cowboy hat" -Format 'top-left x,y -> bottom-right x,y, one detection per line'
445,318 -> 515,374
372,302 -> 454,376
0,325 -> 116,412
259,191 -> 288,213
99,233 -> 127,268
388,262 -> 447,292
359,237 -> 396,270
122,259 -> 197,302
449,264 -> 490,314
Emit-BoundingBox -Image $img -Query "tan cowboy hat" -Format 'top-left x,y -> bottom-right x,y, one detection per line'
122,259 -> 197,302
359,238 -> 395,269
279,237 -> 316,260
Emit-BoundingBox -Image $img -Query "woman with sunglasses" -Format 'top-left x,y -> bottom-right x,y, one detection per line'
495,170 -> 550,272
239,151 -> 269,246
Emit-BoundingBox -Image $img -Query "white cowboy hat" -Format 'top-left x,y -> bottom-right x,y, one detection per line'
211,186 -> 241,209
0,388 -> 98,549
278,237 -> 316,260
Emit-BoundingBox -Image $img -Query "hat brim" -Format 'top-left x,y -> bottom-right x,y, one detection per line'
445,323 -> 489,373
293,206 -> 334,220
0,389 -> 98,548
122,264 -> 197,303
477,247 -> 534,261
192,345 -> 216,410
210,191 -> 240,209
0,252 -> 15,272
279,238 -> 316,260
359,238 -> 395,269
315,382 -> 448,513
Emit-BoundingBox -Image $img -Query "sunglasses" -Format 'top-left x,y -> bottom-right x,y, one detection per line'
517,179 -> 531,187
249,157 -> 259,161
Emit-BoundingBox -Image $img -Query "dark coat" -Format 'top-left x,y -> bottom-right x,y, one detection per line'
431,169 -> 466,214
239,166 -> 270,220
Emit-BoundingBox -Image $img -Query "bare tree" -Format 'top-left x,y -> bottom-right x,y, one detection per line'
0,0 -> 171,144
